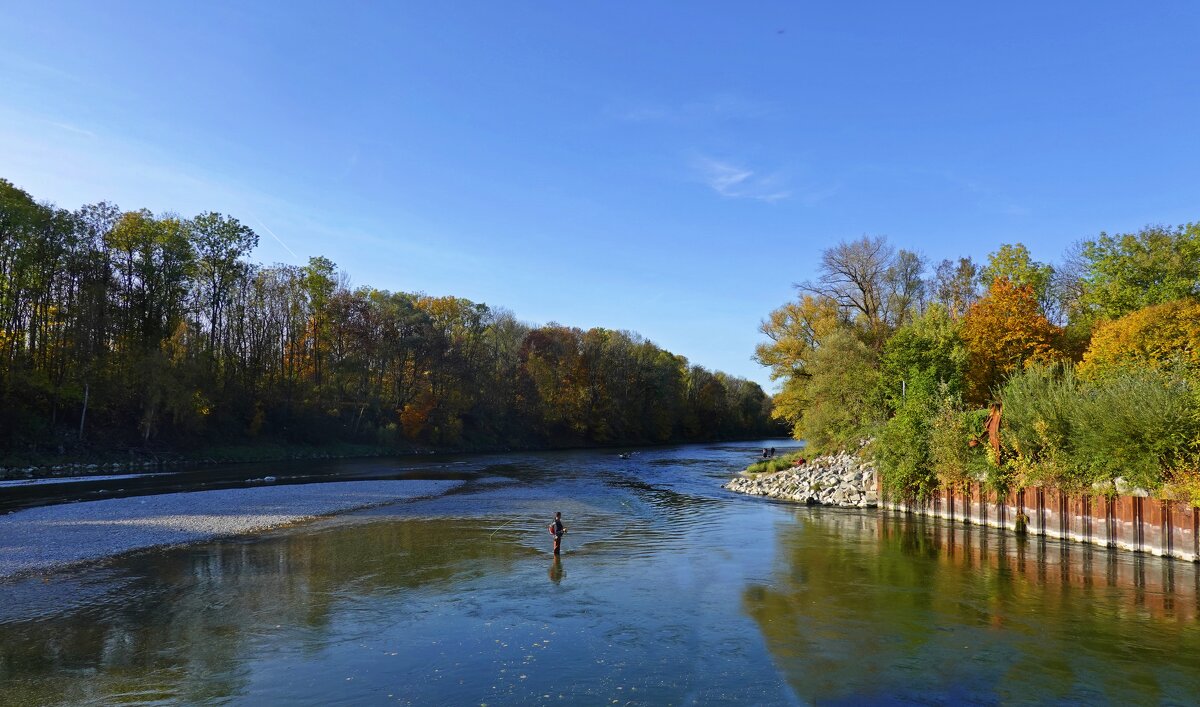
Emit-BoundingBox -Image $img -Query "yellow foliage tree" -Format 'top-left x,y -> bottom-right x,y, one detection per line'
1079,298 -> 1200,378
753,295 -> 843,434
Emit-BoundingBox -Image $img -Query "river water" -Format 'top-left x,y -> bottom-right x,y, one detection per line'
2,441 -> 1199,705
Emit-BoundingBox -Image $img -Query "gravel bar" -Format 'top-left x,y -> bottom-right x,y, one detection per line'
0,479 -> 463,580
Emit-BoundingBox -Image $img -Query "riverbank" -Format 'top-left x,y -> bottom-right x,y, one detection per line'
728,452 -> 1200,564
725,452 -> 879,508
0,479 -> 464,580
1,436 -> 793,481
0,442 -> 426,481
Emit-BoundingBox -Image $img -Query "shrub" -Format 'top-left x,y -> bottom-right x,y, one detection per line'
999,362 -> 1200,494
873,379 -> 940,499
928,399 -> 991,489
1069,367 -> 1200,491
997,364 -> 1084,488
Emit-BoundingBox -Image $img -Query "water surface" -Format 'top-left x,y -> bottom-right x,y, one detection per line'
1,442 -> 1198,705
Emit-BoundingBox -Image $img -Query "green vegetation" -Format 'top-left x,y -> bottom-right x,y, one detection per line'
0,178 -> 782,463
744,451 -> 804,475
756,224 -> 1200,502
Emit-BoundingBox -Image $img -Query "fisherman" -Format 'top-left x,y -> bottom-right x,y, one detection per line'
548,511 -> 567,555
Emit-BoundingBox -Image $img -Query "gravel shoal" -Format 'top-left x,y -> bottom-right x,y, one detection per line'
0,479 -> 463,580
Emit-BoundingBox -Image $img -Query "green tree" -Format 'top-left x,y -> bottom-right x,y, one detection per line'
879,304 -> 968,410
1078,223 -> 1200,320
798,328 -> 882,452
979,243 -> 1055,315
930,257 -> 979,319
189,212 -> 258,358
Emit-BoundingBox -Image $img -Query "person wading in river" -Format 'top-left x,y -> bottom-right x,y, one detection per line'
548,511 -> 567,555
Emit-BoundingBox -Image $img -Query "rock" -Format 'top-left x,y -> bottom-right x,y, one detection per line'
727,453 -> 878,509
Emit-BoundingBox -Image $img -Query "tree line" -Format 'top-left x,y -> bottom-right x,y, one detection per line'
756,225 -> 1200,504
0,178 -> 780,457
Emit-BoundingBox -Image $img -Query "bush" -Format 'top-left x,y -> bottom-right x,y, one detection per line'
996,364 -> 1084,488
1069,367 -> 1200,491
928,399 -> 992,489
999,363 -> 1200,494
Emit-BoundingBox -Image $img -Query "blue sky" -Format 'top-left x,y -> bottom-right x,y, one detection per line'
2,2 -> 1198,389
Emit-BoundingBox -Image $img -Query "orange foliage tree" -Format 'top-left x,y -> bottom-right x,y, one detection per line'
960,277 -> 1064,405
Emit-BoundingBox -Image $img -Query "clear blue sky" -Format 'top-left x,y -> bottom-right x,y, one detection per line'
2,2 -> 1198,389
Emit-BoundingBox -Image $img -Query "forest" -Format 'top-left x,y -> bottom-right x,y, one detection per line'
0,178 -> 780,461
756,224 -> 1200,504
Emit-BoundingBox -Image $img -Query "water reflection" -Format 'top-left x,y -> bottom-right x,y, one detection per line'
0,519 -> 534,705
5,441 -> 1200,705
744,509 -> 1200,704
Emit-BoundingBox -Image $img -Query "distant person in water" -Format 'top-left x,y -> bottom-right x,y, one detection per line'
770,447 -> 776,458
762,448 -> 769,459
549,511 -> 567,554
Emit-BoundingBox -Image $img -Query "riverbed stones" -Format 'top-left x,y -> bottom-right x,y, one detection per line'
724,452 -> 878,508
0,479 -> 465,579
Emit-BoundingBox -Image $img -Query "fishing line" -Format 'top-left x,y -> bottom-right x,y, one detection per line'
489,517 -> 519,538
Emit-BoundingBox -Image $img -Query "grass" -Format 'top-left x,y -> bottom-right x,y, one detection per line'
744,451 -> 805,475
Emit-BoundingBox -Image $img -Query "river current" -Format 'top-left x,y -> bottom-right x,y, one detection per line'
2,441 -> 1199,705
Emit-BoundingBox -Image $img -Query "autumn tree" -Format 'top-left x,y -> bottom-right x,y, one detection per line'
754,294 -> 842,435
960,277 -> 1064,405
1078,299 -> 1200,379
0,177 -> 778,456
979,243 -> 1054,311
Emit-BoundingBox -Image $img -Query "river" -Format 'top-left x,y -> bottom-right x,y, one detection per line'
2,441 -> 1199,705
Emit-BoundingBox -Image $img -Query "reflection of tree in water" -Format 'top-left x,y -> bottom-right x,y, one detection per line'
743,510 -> 1200,704
0,519 -> 530,705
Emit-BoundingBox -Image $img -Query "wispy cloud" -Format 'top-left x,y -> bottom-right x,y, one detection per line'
691,156 -> 792,203
50,121 -> 95,138
0,53 -> 82,84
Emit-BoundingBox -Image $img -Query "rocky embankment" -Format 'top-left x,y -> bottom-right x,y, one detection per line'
725,453 -> 879,508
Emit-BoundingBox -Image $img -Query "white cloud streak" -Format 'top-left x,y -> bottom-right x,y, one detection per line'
692,156 -> 792,203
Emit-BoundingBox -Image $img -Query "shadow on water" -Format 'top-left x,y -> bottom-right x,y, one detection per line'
743,509 -> 1200,705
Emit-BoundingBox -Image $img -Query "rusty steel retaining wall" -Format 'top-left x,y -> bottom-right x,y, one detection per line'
875,511 -> 1200,622
884,483 -> 1200,563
